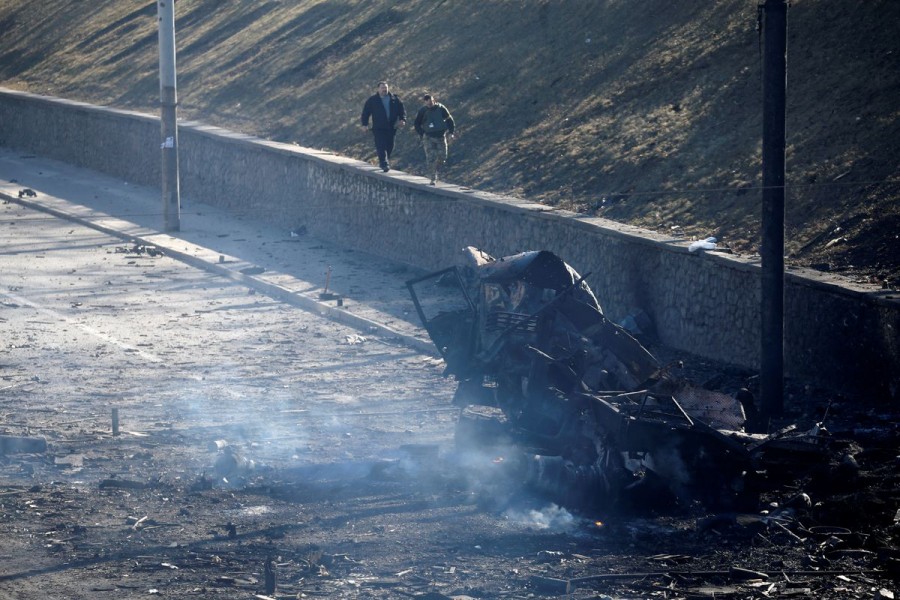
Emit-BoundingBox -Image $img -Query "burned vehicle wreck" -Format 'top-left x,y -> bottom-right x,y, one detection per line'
407,247 -> 827,513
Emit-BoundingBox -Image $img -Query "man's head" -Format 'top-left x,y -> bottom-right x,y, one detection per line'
377,82 -> 389,96
422,93 -> 435,107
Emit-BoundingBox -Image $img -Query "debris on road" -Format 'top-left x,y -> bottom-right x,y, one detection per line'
0,434 -> 47,454
207,439 -> 229,452
114,243 -> 164,257
98,478 -> 149,490
213,447 -> 257,481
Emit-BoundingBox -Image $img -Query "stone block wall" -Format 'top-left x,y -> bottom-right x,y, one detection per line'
1,87 -> 897,402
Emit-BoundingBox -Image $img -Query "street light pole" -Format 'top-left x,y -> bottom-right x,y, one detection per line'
157,0 -> 180,232
760,0 -> 788,424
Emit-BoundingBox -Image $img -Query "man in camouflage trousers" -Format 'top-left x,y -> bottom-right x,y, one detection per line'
414,94 -> 456,185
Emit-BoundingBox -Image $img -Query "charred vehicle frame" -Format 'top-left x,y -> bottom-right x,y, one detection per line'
407,248 -> 829,513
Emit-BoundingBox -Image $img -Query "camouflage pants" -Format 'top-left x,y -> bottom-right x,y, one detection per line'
422,134 -> 448,180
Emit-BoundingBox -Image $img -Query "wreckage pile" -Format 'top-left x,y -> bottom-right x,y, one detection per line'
405,247 -> 900,594
407,248 -> 900,517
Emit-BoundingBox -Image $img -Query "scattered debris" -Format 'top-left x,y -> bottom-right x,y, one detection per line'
115,243 -> 164,257
689,236 -> 718,252
208,439 -> 228,452
17,188 -> 37,198
264,555 -> 276,595
98,478 -> 148,490
214,447 -> 257,481
0,434 -> 47,454
529,574 -> 571,594
319,265 -> 340,300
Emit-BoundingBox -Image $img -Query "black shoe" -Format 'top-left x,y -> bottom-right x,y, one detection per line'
382,165 -> 390,172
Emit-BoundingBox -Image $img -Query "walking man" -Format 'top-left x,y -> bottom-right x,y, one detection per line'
360,81 -> 406,172
414,94 -> 455,185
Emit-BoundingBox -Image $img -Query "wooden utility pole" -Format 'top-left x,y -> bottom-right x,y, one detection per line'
157,0 -> 180,231
759,0 -> 788,423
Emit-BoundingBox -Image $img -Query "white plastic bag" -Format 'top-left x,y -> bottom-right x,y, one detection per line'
688,236 -> 717,252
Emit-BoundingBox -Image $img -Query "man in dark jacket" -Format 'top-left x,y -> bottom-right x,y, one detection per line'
360,81 -> 406,172
414,94 -> 455,185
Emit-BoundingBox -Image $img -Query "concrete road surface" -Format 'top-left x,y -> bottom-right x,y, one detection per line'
0,147 -> 437,355
0,147 -> 458,465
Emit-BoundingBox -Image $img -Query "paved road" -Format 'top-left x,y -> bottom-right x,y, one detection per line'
0,147 -> 457,465
0,147 -> 437,355
0,151 -> 479,600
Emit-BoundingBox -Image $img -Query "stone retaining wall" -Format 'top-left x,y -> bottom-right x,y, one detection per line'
1,87 -> 897,402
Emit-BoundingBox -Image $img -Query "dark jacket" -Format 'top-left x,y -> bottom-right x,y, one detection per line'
414,103 -> 455,138
361,93 -> 406,130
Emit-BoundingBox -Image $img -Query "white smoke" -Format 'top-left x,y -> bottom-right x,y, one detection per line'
504,503 -> 579,532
